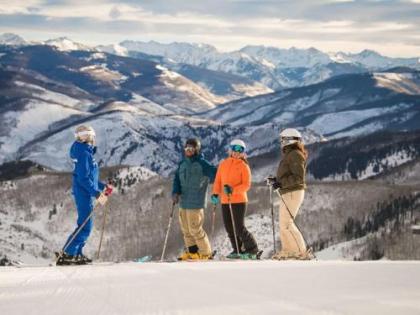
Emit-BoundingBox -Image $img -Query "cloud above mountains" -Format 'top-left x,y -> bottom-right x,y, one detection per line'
0,0 -> 419,57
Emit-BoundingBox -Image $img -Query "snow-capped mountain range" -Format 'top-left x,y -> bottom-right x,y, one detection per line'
0,33 -> 419,178
2,33 -> 419,91
114,40 -> 420,89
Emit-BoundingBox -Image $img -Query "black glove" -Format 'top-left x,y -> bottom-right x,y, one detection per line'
272,181 -> 282,190
266,176 -> 276,186
266,176 -> 281,190
224,185 -> 233,195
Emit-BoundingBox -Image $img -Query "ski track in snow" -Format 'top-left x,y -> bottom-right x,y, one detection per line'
1,261 -> 420,315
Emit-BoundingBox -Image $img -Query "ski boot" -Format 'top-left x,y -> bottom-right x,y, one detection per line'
76,254 -> 93,265
56,253 -> 79,266
226,251 -> 242,259
177,252 -> 192,261
271,251 -> 292,260
188,250 -> 217,261
240,250 -> 263,260
188,253 -> 211,261
297,248 -> 315,260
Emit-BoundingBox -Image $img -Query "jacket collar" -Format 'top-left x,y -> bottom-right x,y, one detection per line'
76,141 -> 97,155
185,153 -> 203,162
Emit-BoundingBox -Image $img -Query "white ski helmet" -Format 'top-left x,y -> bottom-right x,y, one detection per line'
230,139 -> 246,153
279,128 -> 302,147
75,125 -> 96,144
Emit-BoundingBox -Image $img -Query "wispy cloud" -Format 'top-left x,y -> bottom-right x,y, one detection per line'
0,0 -> 419,57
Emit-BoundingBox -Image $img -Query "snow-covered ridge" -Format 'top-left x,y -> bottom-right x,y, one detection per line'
3,33 -> 419,91
0,33 -> 26,46
43,37 -> 92,52
358,149 -> 416,180
374,72 -> 420,95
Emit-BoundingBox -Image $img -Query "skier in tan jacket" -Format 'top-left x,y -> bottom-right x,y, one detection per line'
267,128 -> 313,260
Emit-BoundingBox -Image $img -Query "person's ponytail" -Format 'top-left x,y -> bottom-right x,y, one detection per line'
287,142 -> 308,160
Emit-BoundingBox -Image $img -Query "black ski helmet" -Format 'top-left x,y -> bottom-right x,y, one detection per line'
185,138 -> 201,153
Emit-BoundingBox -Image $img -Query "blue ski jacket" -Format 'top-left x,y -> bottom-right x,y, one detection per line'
172,153 -> 217,209
70,141 -> 105,198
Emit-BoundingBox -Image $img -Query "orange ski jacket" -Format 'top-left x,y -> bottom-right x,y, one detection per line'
213,157 -> 251,204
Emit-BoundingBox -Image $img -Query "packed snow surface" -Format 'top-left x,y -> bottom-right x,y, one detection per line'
1,261 -> 420,315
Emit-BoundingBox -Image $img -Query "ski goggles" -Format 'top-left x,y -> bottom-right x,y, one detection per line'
280,136 -> 300,146
184,145 -> 196,152
230,145 -> 245,153
75,130 -> 96,139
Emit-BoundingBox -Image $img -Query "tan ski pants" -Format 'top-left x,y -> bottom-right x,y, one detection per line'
179,208 -> 212,255
279,190 -> 307,255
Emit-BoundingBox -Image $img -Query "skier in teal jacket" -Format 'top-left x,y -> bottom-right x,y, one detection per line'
172,138 -> 217,260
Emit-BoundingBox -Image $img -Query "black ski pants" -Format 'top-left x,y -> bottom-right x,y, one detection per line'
221,203 -> 258,254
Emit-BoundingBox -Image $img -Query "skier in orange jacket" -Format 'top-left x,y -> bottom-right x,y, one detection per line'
212,139 -> 260,259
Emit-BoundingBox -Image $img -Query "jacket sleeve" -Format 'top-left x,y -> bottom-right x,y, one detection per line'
283,151 -> 305,188
212,164 -> 222,195
200,159 -> 217,183
233,163 -> 251,194
172,164 -> 182,195
75,151 -> 102,197
98,181 -> 106,191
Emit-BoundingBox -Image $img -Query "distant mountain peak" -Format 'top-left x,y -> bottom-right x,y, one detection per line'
0,33 -> 27,46
44,37 -> 90,52
358,49 -> 382,57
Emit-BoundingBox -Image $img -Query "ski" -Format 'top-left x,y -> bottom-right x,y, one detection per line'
134,255 -> 153,263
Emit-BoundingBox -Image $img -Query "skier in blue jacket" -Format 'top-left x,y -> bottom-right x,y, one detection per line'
57,125 -> 112,265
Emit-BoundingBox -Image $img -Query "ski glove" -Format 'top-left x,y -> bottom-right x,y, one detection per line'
211,194 -> 219,205
224,185 -> 233,195
266,176 -> 276,186
105,185 -> 113,196
96,192 -> 108,206
172,194 -> 180,205
266,176 -> 281,190
272,181 -> 282,190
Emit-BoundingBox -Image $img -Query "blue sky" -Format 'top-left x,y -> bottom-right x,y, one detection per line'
0,0 -> 419,57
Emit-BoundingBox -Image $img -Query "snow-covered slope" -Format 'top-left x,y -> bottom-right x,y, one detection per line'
17,108 -> 290,174
0,44 -> 221,115
1,165 -> 418,265
198,70 -> 420,139
307,130 -> 420,181
374,71 -> 420,95
0,45 -> 228,167
2,261 -> 420,315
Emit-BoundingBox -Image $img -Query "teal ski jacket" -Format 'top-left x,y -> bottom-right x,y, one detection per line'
172,153 -> 217,209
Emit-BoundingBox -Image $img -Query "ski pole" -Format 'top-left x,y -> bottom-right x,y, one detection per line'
228,195 -> 240,256
96,203 -> 110,260
269,185 -> 276,253
56,202 -> 99,264
160,202 -> 176,262
211,204 -> 217,241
